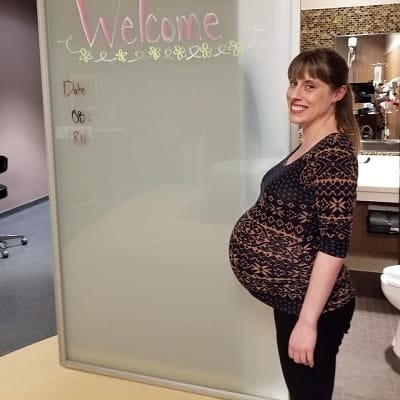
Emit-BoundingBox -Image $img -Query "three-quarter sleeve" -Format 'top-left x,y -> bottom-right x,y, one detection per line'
307,136 -> 358,258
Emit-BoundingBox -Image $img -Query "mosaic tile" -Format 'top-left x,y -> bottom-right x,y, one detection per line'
301,4 -> 400,50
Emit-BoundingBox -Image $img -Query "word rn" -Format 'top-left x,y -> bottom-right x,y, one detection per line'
76,0 -> 222,48
73,130 -> 88,146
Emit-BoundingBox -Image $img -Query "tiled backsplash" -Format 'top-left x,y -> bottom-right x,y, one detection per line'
301,4 -> 400,50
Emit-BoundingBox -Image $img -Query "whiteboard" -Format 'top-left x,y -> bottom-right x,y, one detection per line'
37,1 -> 300,399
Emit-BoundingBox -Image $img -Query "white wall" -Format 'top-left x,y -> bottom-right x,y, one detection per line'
301,0 -> 400,10
0,0 -> 48,213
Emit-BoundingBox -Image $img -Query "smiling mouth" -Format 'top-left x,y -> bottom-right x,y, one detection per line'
291,105 -> 306,112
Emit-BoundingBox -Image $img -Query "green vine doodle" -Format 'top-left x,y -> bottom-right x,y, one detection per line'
58,37 -> 244,64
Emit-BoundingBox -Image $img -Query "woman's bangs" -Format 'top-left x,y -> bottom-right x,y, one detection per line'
288,54 -> 329,83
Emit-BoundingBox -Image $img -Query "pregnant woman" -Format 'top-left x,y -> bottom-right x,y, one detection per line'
229,48 -> 360,400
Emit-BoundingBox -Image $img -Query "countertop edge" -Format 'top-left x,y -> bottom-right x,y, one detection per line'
356,188 -> 399,203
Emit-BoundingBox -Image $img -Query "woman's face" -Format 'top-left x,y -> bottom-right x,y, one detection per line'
286,71 -> 343,130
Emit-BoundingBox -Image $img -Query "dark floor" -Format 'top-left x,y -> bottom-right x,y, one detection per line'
0,200 -> 56,356
334,295 -> 400,400
0,201 -> 399,399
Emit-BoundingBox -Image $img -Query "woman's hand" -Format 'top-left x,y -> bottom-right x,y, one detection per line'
288,319 -> 317,368
290,252 -> 344,368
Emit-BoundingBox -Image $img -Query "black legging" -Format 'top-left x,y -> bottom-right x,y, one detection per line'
274,299 -> 355,400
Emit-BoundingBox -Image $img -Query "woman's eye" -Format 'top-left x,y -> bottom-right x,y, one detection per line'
289,80 -> 297,86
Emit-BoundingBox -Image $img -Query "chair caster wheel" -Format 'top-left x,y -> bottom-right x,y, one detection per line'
21,237 -> 28,245
1,250 -> 9,258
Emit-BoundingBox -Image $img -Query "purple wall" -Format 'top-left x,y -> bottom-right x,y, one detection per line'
0,0 -> 48,213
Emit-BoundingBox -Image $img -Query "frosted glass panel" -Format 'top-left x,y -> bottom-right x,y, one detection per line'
38,1 -> 299,399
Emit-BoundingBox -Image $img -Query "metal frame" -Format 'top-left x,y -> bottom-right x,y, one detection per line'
36,0 -> 67,364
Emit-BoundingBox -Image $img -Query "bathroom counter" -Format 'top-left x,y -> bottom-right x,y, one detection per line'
357,155 -> 399,203
211,154 -> 398,204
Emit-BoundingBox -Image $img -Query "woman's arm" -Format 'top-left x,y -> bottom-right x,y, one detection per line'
289,135 -> 358,367
288,251 -> 344,367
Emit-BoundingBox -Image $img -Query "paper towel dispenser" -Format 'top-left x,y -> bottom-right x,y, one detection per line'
367,205 -> 399,234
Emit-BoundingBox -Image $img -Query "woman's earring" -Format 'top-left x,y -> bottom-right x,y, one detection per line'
298,127 -> 304,143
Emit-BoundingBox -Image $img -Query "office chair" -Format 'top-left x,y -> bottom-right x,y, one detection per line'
0,155 -> 28,258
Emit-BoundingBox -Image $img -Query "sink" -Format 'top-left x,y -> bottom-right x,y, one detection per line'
357,154 -> 400,203
361,139 -> 400,154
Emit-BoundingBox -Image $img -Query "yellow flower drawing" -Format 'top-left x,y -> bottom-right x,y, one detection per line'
116,49 -> 128,62
173,45 -> 186,61
228,41 -> 242,57
148,46 -> 161,61
79,48 -> 93,63
199,42 -> 212,58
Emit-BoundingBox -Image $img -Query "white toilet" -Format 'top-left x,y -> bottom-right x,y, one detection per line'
381,265 -> 400,357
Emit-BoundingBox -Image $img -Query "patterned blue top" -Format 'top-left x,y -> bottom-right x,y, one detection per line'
229,133 -> 358,315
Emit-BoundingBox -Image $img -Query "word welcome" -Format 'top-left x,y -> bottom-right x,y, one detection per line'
76,0 -> 222,48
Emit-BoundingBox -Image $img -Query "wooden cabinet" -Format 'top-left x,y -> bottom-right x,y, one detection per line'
347,201 -> 399,272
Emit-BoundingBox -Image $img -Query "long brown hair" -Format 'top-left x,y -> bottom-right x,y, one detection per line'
288,48 -> 361,153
